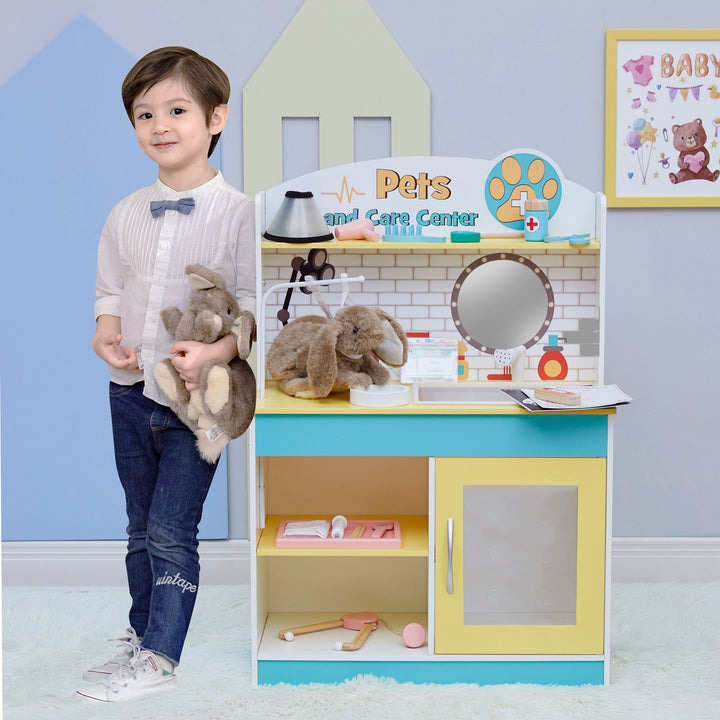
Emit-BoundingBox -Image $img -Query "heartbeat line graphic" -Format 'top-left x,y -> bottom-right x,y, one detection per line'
321,176 -> 365,203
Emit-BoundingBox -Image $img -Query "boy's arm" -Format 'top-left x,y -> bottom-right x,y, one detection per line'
233,198 -> 257,323
169,335 -> 237,390
93,210 -> 140,371
92,314 -> 141,373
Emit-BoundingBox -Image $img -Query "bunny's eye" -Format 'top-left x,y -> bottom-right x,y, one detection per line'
352,326 -> 359,334
227,306 -> 233,314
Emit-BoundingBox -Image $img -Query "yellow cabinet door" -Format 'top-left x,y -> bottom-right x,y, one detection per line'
435,457 -> 606,655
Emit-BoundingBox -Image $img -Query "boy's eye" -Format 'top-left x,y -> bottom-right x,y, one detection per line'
170,108 -> 185,116
137,112 -> 152,121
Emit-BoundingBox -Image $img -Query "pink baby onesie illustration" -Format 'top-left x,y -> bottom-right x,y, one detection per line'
623,55 -> 654,86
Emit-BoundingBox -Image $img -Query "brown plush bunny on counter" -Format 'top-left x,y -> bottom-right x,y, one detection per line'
155,264 -> 256,462
267,305 -> 408,399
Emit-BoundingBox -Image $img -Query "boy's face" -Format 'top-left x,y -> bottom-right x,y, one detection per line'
131,77 -> 226,180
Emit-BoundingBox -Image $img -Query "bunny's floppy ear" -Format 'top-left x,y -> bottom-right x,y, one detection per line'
372,309 -> 408,367
185,263 -> 227,292
307,320 -> 343,398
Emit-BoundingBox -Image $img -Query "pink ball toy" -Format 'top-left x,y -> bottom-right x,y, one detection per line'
401,623 -> 426,648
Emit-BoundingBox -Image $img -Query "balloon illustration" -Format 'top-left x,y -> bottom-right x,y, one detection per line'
626,130 -> 642,150
626,117 -> 657,185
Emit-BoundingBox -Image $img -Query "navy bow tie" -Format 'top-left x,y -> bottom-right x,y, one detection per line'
150,197 -> 195,218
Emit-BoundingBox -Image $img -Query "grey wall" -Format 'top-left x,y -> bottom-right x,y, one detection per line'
1,0 -> 717,538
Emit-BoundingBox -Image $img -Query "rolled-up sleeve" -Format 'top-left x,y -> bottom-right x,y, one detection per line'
233,197 -> 256,319
94,210 -> 123,320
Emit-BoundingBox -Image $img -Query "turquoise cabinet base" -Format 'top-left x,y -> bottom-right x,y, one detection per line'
254,408 -> 612,687
256,413 -> 609,457
258,660 -> 606,686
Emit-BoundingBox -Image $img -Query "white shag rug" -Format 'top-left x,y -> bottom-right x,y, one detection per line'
3,583 -> 719,720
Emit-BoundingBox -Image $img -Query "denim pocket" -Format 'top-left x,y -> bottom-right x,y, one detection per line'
109,381 -> 140,398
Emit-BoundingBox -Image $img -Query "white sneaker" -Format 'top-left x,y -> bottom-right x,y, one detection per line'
82,627 -> 141,682
76,647 -> 177,703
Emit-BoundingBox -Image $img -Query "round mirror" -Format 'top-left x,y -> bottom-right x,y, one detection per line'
450,253 -> 554,353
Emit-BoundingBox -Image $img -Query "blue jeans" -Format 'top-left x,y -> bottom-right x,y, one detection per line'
109,382 -> 218,665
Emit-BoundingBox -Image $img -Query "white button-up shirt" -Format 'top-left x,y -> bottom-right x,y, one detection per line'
95,171 -> 255,404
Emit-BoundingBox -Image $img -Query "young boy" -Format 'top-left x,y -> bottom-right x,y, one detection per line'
77,47 -> 255,703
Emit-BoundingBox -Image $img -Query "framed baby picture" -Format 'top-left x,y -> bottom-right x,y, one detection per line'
605,29 -> 720,207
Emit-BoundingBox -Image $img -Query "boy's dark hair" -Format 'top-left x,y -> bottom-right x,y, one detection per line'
122,47 -> 230,158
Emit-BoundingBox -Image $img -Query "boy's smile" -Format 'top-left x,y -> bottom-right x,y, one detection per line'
132,77 -> 227,190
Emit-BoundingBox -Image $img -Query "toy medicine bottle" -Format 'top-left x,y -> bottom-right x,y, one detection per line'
524,198 -> 549,241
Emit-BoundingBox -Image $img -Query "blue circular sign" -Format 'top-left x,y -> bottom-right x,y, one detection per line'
484,153 -> 562,230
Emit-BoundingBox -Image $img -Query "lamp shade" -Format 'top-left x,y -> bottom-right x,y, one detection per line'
263,191 -> 333,243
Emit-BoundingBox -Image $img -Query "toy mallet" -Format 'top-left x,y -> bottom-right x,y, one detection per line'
278,612 -> 379,651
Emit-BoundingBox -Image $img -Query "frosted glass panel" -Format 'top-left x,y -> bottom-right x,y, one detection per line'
462,485 -> 577,625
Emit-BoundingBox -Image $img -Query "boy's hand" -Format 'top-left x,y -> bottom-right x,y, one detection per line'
170,335 -> 237,390
92,316 -> 142,373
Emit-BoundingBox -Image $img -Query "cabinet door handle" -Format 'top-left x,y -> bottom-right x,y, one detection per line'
447,518 -> 454,594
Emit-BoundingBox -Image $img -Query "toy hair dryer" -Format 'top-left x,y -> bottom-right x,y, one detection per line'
334,218 -> 381,243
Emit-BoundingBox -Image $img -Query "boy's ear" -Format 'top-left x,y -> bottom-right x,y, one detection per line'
209,104 -> 229,134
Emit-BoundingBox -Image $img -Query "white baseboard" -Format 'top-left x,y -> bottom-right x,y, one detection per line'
1,539 -> 251,588
2,537 -> 719,588
611,537 -> 720,582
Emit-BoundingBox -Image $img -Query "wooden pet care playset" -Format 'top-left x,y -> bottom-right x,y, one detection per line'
249,150 -> 617,687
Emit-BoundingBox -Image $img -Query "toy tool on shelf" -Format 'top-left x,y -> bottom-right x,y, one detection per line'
334,218 -> 381,242
278,612 -> 379,651
534,387 -> 581,406
331,515 -> 347,538
275,519 -> 401,548
383,224 -> 445,242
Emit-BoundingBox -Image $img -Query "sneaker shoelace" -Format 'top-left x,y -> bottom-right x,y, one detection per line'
107,644 -> 146,691
103,627 -> 141,664
111,627 -> 141,650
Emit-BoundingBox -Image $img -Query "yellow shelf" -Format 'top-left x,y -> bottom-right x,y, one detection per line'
261,239 -> 600,252
256,382 -> 615,416
257,515 -> 428,557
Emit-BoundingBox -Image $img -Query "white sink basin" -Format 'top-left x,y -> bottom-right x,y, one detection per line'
413,383 -> 515,405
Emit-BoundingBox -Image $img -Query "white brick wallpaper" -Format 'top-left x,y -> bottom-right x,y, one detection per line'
261,247 -> 601,384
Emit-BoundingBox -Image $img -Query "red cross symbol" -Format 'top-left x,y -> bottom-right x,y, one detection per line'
526,215 -> 539,232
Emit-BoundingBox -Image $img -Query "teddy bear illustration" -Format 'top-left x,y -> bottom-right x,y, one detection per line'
668,118 -> 720,184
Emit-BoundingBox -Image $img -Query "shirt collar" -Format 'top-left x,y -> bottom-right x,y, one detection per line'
153,169 -> 224,200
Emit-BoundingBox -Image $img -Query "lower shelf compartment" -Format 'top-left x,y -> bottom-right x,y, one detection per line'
259,612 -> 429,662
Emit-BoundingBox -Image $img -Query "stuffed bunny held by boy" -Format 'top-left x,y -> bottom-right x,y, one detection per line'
267,305 -> 408,399
155,264 -> 256,462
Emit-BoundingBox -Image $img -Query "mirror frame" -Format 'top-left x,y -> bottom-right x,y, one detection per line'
450,252 -> 555,354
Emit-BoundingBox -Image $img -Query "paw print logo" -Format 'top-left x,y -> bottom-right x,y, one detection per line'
484,153 -> 562,229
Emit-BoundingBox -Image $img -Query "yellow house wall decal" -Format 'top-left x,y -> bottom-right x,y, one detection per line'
243,0 -> 431,197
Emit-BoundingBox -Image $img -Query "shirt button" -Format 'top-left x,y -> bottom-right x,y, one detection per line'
154,279 -> 164,287
160,243 -> 168,250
